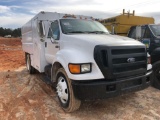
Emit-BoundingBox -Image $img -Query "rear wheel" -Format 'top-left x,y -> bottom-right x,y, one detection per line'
56,68 -> 81,112
25,53 -> 35,74
152,61 -> 160,89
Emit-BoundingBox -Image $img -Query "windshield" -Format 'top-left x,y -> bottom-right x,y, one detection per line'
60,19 -> 109,34
149,25 -> 160,36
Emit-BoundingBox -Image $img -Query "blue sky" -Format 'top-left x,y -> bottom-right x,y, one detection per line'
0,0 -> 160,28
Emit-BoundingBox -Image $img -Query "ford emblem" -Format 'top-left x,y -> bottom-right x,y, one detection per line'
127,58 -> 135,63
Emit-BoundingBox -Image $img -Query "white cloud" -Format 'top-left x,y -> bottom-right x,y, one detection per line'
1,0 -> 160,28
0,13 -> 33,28
0,5 -> 10,13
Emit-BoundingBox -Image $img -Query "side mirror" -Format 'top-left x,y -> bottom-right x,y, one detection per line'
48,28 -> 52,38
135,26 -> 141,40
38,21 -> 45,37
48,28 -> 57,43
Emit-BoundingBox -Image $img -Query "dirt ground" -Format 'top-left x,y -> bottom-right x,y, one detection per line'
0,38 -> 160,120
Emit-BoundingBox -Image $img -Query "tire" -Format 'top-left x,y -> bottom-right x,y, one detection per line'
56,68 -> 81,112
25,53 -> 36,74
152,61 -> 160,89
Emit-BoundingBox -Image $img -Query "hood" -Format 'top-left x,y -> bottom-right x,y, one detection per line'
62,34 -> 144,47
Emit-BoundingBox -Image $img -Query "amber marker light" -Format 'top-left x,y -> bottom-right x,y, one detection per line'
68,64 -> 81,74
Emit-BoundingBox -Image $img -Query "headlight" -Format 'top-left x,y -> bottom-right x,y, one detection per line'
81,64 -> 91,73
68,63 -> 91,74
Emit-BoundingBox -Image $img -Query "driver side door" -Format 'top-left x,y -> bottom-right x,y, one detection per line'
45,20 -> 60,63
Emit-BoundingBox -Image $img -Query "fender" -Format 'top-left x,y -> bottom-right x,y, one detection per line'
51,48 -> 104,81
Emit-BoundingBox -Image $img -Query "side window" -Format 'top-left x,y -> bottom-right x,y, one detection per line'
141,28 -> 145,38
128,27 -> 136,39
48,20 -> 60,40
144,28 -> 151,38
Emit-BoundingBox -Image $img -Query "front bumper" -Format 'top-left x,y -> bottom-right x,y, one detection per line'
72,70 -> 152,100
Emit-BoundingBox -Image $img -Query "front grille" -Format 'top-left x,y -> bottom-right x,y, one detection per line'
113,64 -> 146,73
94,45 -> 147,80
112,48 -> 145,55
112,56 -> 146,64
101,50 -> 108,67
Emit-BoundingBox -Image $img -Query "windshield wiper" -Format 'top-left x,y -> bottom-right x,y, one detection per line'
65,31 -> 107,34
66,31 -> 87,34
87,31 -> 107,34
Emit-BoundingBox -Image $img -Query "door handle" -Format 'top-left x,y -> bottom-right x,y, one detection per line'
45,42 -> 47,47
55,45 -> 59,48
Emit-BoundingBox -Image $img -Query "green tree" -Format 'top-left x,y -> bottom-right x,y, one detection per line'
0,27 -> 21,37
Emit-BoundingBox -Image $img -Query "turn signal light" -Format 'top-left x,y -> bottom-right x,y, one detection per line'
68,64 -> 80,74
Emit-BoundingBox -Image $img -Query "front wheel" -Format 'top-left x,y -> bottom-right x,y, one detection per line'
56,68 -> 81,112
152,61 -> 160,89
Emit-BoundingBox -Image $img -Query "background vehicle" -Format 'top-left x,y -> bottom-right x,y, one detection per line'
21,11 -> 152,112
100,9 -> 154,36
128,24 -> 160,89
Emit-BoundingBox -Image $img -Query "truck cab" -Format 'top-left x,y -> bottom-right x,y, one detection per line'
128,24 -> 160,89
21,12 -> 152,112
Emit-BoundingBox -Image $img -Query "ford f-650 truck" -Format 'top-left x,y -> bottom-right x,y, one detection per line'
21,11 -> 152,112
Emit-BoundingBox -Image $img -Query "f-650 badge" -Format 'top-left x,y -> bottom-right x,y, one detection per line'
127,58 -> 135,63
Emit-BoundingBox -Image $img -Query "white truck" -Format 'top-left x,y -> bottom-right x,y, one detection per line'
21,11 -> 152,112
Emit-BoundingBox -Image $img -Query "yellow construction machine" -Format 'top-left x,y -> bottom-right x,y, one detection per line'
100,9 -> 154,36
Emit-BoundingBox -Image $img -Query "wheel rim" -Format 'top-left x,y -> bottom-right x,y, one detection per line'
155,68 -> 160,80
26,55 -> 30,71
56,76 -> 69,104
